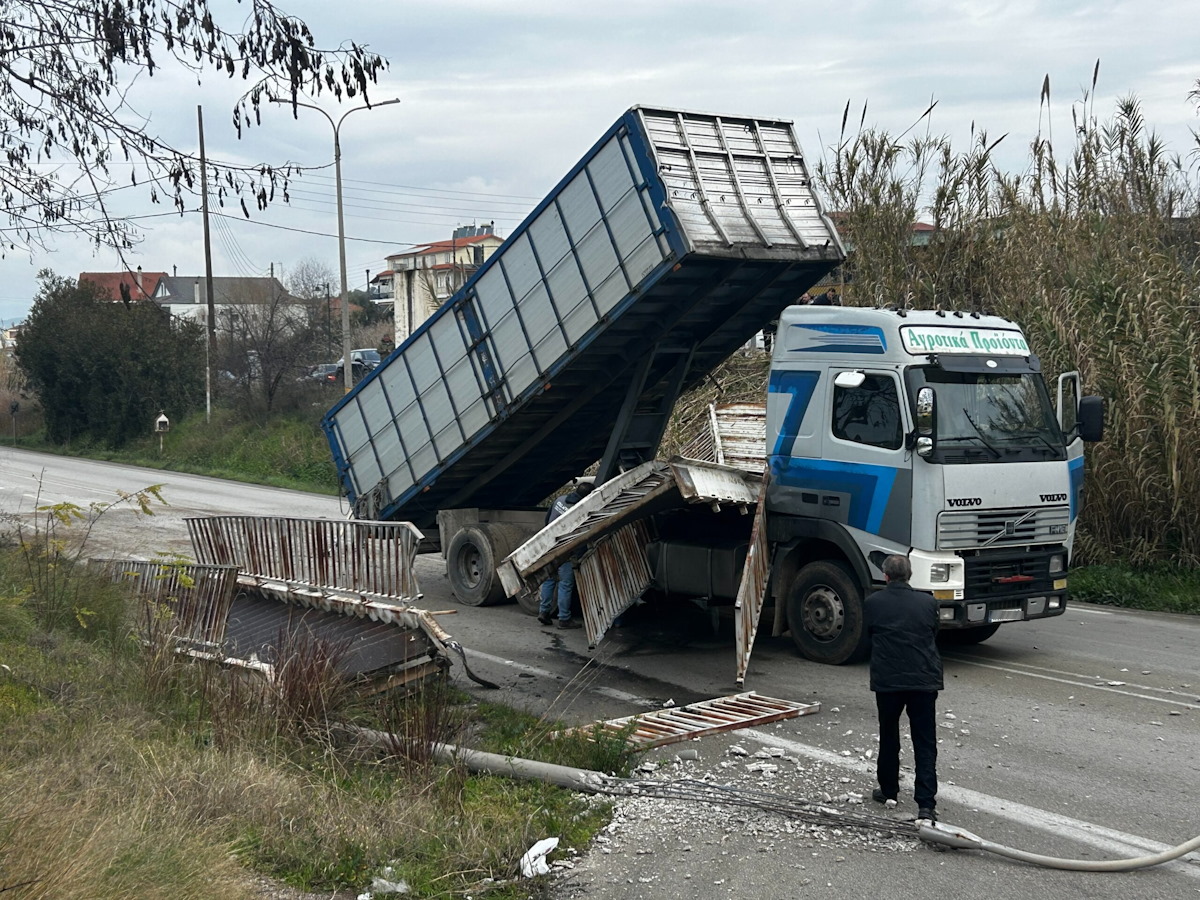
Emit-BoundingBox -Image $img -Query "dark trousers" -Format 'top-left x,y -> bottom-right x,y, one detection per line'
875,690 -> 938,809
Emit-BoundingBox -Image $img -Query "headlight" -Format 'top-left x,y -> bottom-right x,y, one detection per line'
930,563 -> 951,583
1049,554 -> 1065,574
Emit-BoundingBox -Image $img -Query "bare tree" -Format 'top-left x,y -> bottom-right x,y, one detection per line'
216,279 -> 322,414
0,1 -> 386,256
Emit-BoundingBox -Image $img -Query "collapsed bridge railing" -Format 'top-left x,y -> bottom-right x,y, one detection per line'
98,516 -> 476,692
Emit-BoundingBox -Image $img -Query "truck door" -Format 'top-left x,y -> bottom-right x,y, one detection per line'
823,368 -> 913,552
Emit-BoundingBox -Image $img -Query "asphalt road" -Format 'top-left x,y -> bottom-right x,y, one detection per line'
2,447 -> 1197,899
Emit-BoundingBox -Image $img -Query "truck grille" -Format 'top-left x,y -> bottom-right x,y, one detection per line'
963,549 -> 1056,600
937,506 -> 1069,550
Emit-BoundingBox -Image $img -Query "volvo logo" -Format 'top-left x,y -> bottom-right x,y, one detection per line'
1040,493 -> 1068,502
948,497 -> 983,507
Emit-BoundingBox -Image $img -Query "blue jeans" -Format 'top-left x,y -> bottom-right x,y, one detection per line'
538,561 -> 575,621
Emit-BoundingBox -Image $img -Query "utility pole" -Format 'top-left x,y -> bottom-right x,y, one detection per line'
271,97 -> 401,392
198,105 -> 216,422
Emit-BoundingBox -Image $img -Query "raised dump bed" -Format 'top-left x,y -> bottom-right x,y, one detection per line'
323,105 -> 844,534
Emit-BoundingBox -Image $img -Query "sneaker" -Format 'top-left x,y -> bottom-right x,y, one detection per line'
537,613 -> 553,626
555,618 -> 582,629
872,788 -> 896,805
917,807 -> 937,823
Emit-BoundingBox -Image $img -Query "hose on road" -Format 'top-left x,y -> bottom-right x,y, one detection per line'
917,821 -> 1200,872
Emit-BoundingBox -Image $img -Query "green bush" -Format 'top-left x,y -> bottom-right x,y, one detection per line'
1070,564 -> 1200,614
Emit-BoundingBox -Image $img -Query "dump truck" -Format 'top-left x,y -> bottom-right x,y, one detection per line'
497,305 -> 1104,679
323,105 -> 1103,679
322,105 -> 845,604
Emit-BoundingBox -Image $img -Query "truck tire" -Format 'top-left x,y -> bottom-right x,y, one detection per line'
938,622 -> 1000,645
447,524 -> 528,607
785,560 -> 869,665
515,587 -> 542,617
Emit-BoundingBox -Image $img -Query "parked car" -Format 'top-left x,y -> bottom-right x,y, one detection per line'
303,363 -> 340,383
336,348 -> 382,370
326,360 -> 371,385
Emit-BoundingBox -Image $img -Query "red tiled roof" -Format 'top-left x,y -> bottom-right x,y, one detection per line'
395,233 -> 500,257
79,271 -> 166,302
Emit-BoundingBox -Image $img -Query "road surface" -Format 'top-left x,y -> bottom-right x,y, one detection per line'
2,447 -> 1197,899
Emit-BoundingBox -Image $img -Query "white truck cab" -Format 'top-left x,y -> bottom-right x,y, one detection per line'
766,305 -> 1103,662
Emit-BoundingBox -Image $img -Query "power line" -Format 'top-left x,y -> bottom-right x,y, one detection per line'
298,171 -> 544,204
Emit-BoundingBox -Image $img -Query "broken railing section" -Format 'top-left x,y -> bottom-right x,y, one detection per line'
99,516 -> 473,691
187,515 -> 423,604
734,474 -> 771,686
498,457 -> 767,678
91,558 -> 240,653
679,402 -> 767,475
561,692 -> 820,750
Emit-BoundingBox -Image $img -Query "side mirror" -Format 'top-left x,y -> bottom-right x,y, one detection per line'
1057,371 -> 1080,436
913,387 -> 936,458
1078,396 -> 1104,442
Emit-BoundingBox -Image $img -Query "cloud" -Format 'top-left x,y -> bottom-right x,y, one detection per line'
1,0 -> 1197,325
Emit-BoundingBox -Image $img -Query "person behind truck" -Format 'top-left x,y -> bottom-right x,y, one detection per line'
537,480 -> 594,629
865,553 -> 943,823
812,288 -> 837,305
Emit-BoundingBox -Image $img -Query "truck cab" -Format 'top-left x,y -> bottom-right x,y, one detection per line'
766,306 -> 1102,663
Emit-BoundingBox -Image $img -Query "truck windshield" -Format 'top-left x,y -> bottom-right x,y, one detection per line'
909,367 -> 1065,462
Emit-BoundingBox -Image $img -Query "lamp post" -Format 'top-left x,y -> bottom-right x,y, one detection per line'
270,96 -> 400,392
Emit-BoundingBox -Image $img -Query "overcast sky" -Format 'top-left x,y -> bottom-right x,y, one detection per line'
2,0 -> 1198,326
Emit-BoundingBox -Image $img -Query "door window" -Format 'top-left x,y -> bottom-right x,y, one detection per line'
832,373 -> 902,450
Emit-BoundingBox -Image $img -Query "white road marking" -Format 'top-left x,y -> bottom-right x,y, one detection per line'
466,649 -> 565,680
745,730 -> 1200,878
943,657 -> 1200,710
1073,607 -> 1114,616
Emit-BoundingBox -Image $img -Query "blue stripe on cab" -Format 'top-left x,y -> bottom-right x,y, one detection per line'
769,456 -> 898,534
1068,455 -> 1084,521
787,324 -> 887,354
767,370 -> 819,457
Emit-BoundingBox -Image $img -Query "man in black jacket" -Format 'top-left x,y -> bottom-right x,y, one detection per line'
865,554 -> 943,822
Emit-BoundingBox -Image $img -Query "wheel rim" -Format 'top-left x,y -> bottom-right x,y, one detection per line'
801,584 -> 845,643
456,544 -> 483,589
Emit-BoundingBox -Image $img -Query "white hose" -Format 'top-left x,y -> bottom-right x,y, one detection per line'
918,822 -> 1200,871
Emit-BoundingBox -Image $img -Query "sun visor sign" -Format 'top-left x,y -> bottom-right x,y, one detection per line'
900,325 -> 1030,356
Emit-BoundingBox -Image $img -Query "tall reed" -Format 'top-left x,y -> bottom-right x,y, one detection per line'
814,76 -> 1200,565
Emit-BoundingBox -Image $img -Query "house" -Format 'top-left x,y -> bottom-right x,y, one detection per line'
79,269 -> 167,305
386,224 -> 504,340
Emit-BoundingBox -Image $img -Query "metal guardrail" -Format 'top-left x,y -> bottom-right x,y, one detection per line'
186,515 -> 424,605
91,558 -> 240,648
576,521 -> 653,648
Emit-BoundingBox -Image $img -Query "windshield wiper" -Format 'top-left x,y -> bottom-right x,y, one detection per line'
957,409 -> 1002,458
1006,430 -> 1062,455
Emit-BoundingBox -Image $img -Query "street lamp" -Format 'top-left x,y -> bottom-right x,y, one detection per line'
271,96 -> 400,392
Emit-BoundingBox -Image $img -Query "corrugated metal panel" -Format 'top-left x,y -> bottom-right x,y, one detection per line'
497,460 -> 675,594
579,691 -> 820,749
221,591 -> 445,686
734,475 -> 771,686
576,521 -> 653,647
324,106 -> 843,531
672,457 -> 761,506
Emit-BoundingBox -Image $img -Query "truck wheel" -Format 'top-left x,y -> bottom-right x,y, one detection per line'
446,524 -> 529,607
515,588 -> 542,617
938,623 -> 1001,645
785,560 -> 868,665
